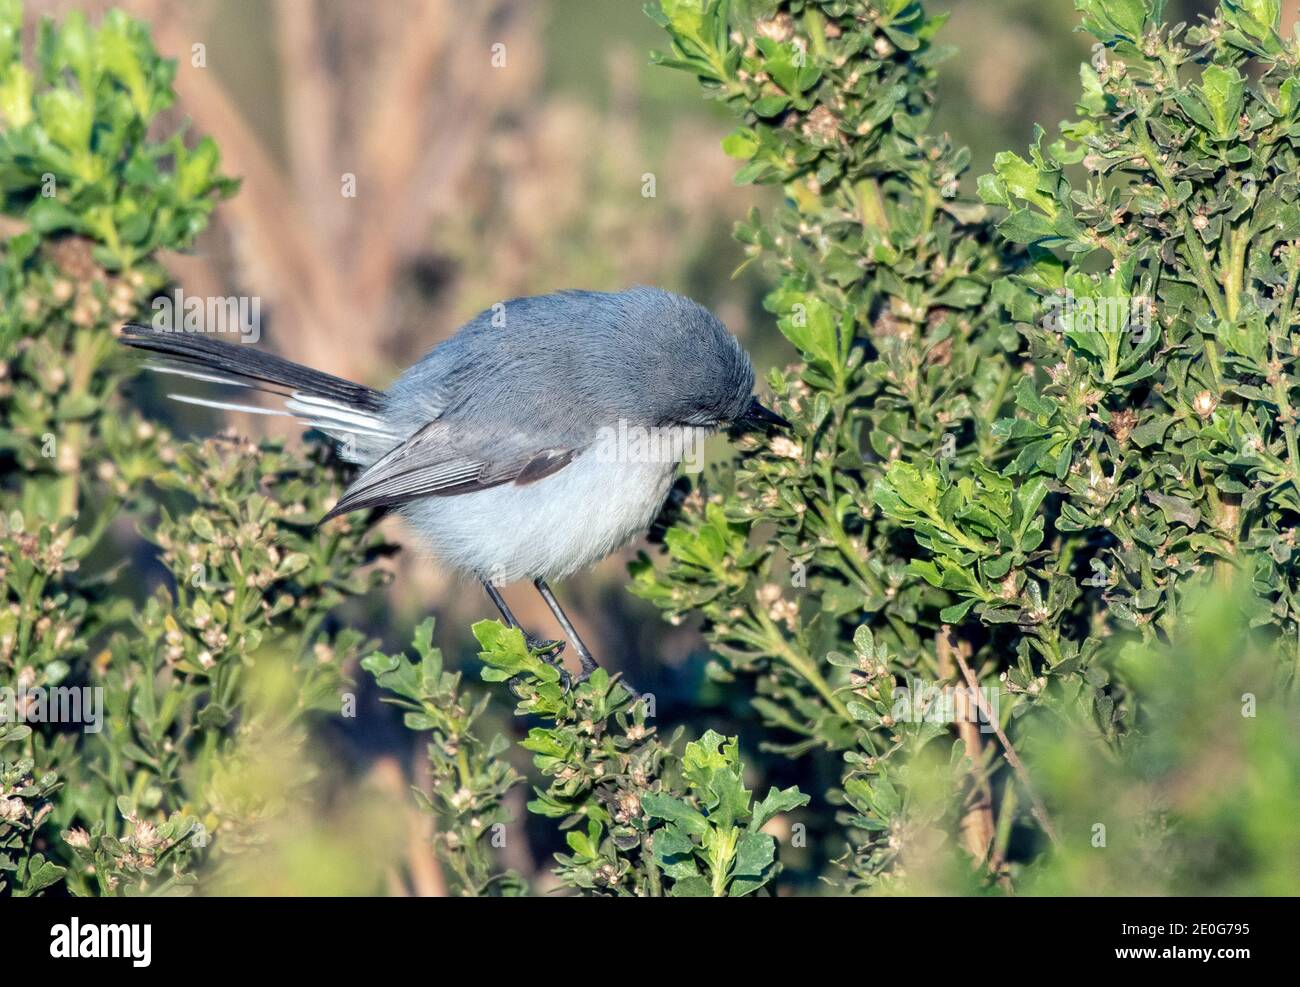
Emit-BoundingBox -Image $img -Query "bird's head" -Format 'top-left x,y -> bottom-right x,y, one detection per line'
618,286 -> 790,437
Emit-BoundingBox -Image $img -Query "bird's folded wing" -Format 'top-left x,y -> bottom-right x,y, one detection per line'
320,420 -> 577,521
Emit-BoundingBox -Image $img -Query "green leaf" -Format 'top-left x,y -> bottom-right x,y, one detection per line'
751,785 -> 810,830
1076,0 -> 1149,42
653,823 -> 702,880
642,793 -> 710,838
669,875 -> 713,897
992,152 -> 1054,214
721,127 -> 758,160
729,831 -> 777,896
1187,65 -> 1246,141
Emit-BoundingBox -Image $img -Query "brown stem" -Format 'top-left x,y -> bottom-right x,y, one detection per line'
1214,493 -> 1240,589
936,627 -> 998,869
951,636 -> 1060,847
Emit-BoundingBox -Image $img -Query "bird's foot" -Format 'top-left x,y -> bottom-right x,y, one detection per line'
526,635 -> 565,658
520,644 -> 642,704
527,636 -> 573,692
571,657 -> 645,709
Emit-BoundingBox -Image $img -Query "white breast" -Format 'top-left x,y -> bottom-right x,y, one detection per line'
398,446 -> 683,585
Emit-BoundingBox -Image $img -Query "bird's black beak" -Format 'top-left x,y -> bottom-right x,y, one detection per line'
732,396 -> 792,433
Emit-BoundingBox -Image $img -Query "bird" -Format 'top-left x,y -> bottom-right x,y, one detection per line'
119,285 -> 788,681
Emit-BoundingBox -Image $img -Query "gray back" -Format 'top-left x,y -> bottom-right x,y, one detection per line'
382,286 -> 755,447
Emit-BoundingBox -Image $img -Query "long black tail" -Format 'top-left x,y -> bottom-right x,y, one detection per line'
118,323 -> 395,462
119,323 -> 385,412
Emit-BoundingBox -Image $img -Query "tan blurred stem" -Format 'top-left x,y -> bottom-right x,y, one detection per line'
950,633 -> 1060,847
406,753 -> 446,897
275,0 -> 345,256
55,329 -> 97,520
936,627 -> 998,868
371,755 -> 447,897
147,11 -> 364,374
349,0 -> 454,316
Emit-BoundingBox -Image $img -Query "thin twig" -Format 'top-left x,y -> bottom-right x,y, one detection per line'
935,628 -> 997,866
948,630 -> 1060,846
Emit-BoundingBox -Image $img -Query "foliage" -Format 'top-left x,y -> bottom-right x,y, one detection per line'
0,1 -> 386,895
643,0 -> 1300,893
1021,583 -> 1300,896
6,0 -> 1300,898
975,0 -> 1300,677
641,729 -> 808,896
642,0 -> 1024,887
364,617 -> 808,896
362,619 -> 528,897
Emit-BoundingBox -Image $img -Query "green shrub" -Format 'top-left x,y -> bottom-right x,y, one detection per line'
1023,583 -> 1300,896
644,0 -> 1025,887
642,0 -> 1300,892
0,0 -> 806,898
975,0 -> 1300,665
5,0 -> 1300,897
0,2 -> 387,895
364,617 -> 808,896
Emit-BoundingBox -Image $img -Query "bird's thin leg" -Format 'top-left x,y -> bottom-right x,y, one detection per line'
481,578 -> 519,625
533,579 -> 600,678
480,579 -> 564,658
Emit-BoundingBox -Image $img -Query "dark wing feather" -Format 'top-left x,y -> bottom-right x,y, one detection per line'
320,420 -> 577,521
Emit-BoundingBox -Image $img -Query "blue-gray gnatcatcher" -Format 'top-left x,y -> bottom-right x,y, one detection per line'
121,286 -> 788,678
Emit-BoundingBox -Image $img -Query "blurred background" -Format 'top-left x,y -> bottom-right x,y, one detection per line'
23,0 -> 1291,892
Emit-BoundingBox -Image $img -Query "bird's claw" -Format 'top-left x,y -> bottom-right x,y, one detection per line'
527,637 -> 574,693
527,636 -> 565,658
